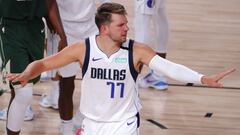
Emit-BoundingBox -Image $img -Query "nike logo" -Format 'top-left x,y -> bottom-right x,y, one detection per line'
127,121 -> 135,126
41,29 -> 45,33
147,0 -> 155,8
92,57 -> 103,62
1,27 -> 5,33
146,79 -> 156,84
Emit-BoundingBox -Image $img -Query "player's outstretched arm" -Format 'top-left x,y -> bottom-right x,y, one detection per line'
7,43 -> 85,87
134,42 -> 236,87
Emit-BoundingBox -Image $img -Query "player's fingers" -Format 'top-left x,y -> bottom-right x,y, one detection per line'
12,75 -> 24,83
215,68 -> 236,81
6,74 -> 19,81
209,82 -> 223,88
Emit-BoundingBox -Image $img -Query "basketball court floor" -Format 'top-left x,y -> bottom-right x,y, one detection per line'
0,0 -> 240,134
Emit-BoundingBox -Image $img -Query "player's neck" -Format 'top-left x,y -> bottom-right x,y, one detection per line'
96,35 -> 121,57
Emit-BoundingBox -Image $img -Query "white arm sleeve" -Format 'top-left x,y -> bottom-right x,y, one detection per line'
149,55 -> 204,84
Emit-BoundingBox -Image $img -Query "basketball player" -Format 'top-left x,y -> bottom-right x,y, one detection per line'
0,0 -> 66,135
38,0 -> 111,135
7,3 -> 235,135
134,0 -> 170,90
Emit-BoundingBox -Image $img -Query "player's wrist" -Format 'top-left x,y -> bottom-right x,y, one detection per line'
200,75 -> 208,85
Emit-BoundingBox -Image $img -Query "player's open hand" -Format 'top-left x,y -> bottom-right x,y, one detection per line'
6,73 -> 29,87
201,68 -> 236,87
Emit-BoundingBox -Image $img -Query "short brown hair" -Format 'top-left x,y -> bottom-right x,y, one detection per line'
95,2 -> 127,29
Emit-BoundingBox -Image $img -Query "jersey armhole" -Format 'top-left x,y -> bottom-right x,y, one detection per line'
82,38 -> 90,77
129,39 -> 138,82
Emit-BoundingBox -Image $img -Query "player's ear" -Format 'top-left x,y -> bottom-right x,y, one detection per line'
100,24 -> 109,34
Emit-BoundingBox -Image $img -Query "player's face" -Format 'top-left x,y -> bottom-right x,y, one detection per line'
107,14 -> 129,43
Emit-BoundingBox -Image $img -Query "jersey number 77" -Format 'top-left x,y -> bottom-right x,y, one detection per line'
107,81 -> 125,98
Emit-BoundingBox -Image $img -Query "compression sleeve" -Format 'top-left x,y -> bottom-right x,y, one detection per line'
149,55 -> 204,84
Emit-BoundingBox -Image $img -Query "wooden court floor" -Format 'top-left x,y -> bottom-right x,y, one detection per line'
0,0 -> 240,134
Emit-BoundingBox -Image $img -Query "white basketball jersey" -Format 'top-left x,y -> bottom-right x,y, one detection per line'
56,0 -> 96,22
80,36 -> 141,122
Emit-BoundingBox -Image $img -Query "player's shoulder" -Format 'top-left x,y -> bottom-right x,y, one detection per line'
132,41 -> 153,52
67,41 -> 86,54
121,39 -> 149,50
71,41 -> 85,47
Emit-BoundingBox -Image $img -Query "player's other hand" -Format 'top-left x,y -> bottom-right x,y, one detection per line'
201,68 -> 236,87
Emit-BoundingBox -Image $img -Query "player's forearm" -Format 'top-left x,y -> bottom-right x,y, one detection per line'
149,55 -> 204,84
45,0 -> 66,40
22,60 -> 47,81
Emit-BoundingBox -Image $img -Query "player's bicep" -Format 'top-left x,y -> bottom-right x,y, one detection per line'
41,44 -> 82,71
134,43 -> 156,65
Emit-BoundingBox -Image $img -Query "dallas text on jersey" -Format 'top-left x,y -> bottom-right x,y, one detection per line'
91,68 -> 126,80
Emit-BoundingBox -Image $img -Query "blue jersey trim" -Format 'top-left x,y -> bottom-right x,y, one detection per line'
128,40 -> 138,82
82,38 -> 90,77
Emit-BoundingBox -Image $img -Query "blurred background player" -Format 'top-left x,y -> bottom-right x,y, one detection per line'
134,0 -> 170,90
0,0 -> 66,134
38,0 -> 111,135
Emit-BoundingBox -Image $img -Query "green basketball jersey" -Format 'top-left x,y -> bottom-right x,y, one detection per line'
0,0 -> 47,19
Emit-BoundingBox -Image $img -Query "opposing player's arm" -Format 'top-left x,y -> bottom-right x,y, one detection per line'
133,42 -> 235,87
7,42 -> 85,86
45,0 -> 66,40
45,0 -> 67,51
